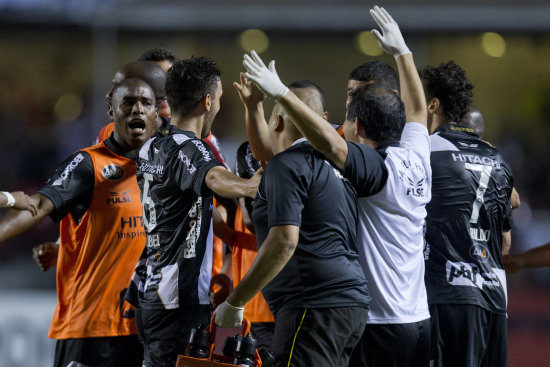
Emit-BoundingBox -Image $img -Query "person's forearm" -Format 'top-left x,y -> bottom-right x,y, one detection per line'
511,187 -> 520,209
395,53 -> 427,126
206,167 -> 258,199
227,225 -> 298,307
502,230 -> 511,256
245,102 -> 273,161
0,193 -> 52,242
280,91 -> 347,170
518,242 -> 550,269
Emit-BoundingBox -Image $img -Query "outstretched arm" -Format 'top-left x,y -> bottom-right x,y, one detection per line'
205,166 -> 262,199
234,73 -> 274,161
503,241 -> 550,274
243,51 -> 348,170
0,193 -> 54,243
369,5 -> 427,127
1,191 -> 38,216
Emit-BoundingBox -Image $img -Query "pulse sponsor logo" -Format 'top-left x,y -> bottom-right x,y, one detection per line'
53,153 -> 84,186
107,191 -> 131,205
451,153 -> 501,168
178,151 -> 197,174
102,164 -> 124,181
139,162 -> 164,175
192,140 -> 212,162
398,160 -> 427,197
469,244 -> 489,263
446,261 -> 501,289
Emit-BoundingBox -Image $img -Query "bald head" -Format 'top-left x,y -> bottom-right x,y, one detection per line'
108,61 -> 166,109
462,106 -> 485,138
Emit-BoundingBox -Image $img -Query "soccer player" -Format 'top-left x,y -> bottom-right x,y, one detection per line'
420,61 -> 513,366
233,6 -> 431,366
33,61 -> 170,273
97,61 -> 169,142
215,66 -> 375,365
0,78 -> 159,367
0,191 -> 37,214
125,57 -> 261,367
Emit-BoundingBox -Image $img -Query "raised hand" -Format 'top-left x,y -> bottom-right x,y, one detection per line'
242,50 -> 289,101
370,5 -> 410,58
234,72 -> 265,107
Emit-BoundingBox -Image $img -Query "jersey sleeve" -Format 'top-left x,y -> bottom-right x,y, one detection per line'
400,122 -> 431,160
262,155 -> 309,228
175,139 -> 222,197
38,151 -> 95,222
343,141 -> 388,197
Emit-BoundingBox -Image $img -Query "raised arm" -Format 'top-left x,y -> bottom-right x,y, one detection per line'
370,5 -> 427,127
0,193 -> 54,243
234,73 -> 274,161
242,51 -> 348,170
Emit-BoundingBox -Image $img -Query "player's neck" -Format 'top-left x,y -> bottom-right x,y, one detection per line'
170,114 -> 204,139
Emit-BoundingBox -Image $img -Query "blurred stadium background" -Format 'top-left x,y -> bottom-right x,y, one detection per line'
1,0 -> 550,365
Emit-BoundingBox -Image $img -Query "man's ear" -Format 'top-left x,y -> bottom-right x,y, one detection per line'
322,111 -> 329,121
354,117 -> 366,138
273,115 -> 285,133
428,97 -> 440,114
107,106 -> 114,120
202,94 -> 212,112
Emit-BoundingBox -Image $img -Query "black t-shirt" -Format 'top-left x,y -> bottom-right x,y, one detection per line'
252,139 -> 370,317
425,124 -> 513,316
127,125 -> 222,309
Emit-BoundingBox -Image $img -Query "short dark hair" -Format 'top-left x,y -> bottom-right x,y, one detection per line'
347,84 -> 405,142
165,57 -> 221,116
349,61 -> 400,93
419,60 -> 474,123
138,47 -> 178,63
288,80 -> 327,112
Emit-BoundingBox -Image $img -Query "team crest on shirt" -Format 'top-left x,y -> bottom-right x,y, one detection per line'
102,164 -> 125,181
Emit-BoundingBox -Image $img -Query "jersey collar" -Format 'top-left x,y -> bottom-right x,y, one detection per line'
291,137 -> 308,146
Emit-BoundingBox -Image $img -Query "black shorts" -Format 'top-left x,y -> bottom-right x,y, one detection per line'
136,305 -> 211,367
348,318 -> 431,367
53,335 -> 143,367
272,306 -> 368,367
429,303 -> 507,367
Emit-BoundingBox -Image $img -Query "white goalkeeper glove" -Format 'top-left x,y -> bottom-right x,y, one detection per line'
370,5 -> 411,59
243,50 -> 289,101
214,300 -> 244,328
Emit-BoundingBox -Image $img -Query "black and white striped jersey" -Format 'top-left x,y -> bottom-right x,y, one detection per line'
126,125 -> 221,310
424,124 -> 513,316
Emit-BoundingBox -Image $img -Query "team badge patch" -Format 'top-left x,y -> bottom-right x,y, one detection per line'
102,164 -> 125,181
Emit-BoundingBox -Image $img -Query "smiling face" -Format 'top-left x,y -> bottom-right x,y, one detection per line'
111,79 -> 158,150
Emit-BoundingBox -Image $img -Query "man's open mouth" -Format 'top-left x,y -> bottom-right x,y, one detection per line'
129,120 -> 146,132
